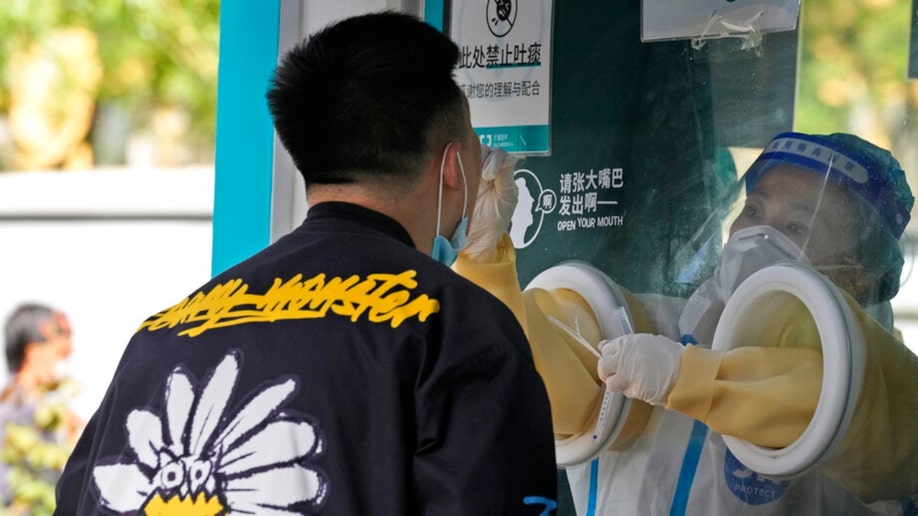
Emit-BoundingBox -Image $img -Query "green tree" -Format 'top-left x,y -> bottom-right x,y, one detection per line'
797,0 -> 917,173
0,0 -> 220,169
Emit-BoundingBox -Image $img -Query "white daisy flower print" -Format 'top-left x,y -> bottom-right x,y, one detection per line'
92,350 -> 327,514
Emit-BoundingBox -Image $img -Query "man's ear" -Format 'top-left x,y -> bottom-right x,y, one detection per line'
440,141 -> 465,190
38,319 -> 58,341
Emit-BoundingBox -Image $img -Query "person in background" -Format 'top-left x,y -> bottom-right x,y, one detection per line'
1,303 -> 82,513
54,11 -> 557,515
456,131 -> 918,514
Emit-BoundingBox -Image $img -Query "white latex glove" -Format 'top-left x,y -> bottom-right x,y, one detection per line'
463,143 -> 520,262
596,333 -> 684,406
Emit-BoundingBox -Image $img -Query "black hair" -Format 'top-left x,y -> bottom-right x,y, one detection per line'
266,11 -> 465,186
4,303 -> 54,373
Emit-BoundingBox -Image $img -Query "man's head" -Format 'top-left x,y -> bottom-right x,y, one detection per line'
266,11 -> 479,188
4,303 -> 72,381
731,131 -> 914,303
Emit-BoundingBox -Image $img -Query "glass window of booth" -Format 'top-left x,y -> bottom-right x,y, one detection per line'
449,1 -> 917,514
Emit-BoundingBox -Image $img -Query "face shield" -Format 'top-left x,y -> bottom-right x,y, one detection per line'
672,132 -> 914,309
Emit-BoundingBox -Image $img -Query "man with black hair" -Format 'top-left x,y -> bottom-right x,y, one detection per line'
55,12 -> 556,515
2,303 -> 81,509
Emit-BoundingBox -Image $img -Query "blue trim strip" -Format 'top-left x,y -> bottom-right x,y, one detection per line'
586,458 -> 600,516
669,420 -> 708,516
668,334 -> 706,516
211,0 -> 281,276
424,0 -> 446,31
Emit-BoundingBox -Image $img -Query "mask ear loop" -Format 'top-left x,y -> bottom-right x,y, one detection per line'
457,150 -> 468,220
435,142 -> 453,238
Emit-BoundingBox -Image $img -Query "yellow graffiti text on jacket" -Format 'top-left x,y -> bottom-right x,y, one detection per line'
138,270 -> 441,337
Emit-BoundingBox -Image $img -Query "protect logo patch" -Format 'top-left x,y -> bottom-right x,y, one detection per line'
723,449 -> 788,505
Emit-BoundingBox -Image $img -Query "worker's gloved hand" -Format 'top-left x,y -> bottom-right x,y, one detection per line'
597,333 -> 684,406
463,143 -> 520,262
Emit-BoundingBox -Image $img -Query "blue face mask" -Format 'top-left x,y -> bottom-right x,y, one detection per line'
432,145 -> 468,266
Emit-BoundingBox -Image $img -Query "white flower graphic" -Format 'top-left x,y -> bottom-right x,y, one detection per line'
93,350 -> 327,514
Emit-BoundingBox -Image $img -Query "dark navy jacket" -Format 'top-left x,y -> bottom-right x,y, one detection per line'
55,202 -> 557,515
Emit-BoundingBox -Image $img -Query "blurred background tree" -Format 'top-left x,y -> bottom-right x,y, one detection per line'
0,0 -> 220,171
0,0 -> 913,186
797,0 -> 918,195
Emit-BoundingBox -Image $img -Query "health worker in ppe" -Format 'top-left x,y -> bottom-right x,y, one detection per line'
456,132 -> 918,515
